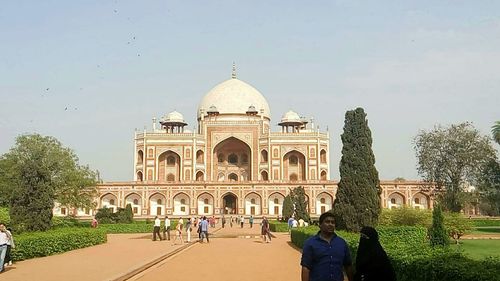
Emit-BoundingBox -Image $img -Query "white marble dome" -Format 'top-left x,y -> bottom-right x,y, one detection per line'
163,111 -> 185,123
281,110 -> 302,123
198,78 -> 271,119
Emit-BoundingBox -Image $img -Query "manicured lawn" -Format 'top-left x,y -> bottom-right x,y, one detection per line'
453,239 -> 500,260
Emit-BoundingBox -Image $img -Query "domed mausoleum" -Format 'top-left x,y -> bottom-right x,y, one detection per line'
54,66 -> 442,218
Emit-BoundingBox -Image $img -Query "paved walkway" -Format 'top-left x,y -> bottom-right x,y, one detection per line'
1,224 -> 303,281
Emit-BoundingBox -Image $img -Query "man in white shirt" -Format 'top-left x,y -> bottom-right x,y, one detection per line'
163,216 -> 171,240
153,216 -> 162,241
0,223 -> 10,272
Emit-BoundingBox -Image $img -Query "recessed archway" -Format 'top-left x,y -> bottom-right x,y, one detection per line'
222,192 -> 238,214
213,137 -> 252,181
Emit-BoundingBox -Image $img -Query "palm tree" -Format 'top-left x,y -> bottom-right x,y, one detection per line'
493,121 -> 500,145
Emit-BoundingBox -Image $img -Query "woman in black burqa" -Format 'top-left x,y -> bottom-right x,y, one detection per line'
354,226 -> 396,281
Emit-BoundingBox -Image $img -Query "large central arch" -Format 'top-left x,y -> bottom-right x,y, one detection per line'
213,137 -> 252,181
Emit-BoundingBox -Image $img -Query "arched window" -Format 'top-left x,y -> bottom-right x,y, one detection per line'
218,172 -> 225,181
218,153 -> 225,163
167,156 -> 176,166
204,198 -> 209,204
320,150 -> 327,163
157,199 -> 162,205
274,198 -> 279,204
290,155 -> 298,165
261,171 -> 268,181
241,153 -> 248,164
320,198 -> 325,204
251,198 -> 255,204
133,199 -> 139,205
229,173 -> 238,181
391,198 -> 396,204
196,171 -> 204,181
167,174 -> 175,182
228,154 -> 238,164
261,150 -> 268,162
415,198 -> 420,204
196,150 -> 204,163
137,171 -> 143,181
137,150 -> 144,164
109,199 -> 115,205
320,171 -> 327,180
181,199 -> 186,204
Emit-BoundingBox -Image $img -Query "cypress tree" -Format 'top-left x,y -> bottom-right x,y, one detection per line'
292,186 -> 311,222
282,195 -> 294,220
333,108 -> 381,231
429,204 -> 449,247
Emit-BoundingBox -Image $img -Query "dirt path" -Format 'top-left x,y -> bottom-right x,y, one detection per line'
129,225 -> 301,281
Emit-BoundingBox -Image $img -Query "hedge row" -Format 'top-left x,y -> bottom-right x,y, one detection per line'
12,228 -> 107,261
269,221 -> 289,232
470,219 -> 500,227
291,226 -> 500,281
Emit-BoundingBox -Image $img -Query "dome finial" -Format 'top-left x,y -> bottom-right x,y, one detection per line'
231,61 -> 236,79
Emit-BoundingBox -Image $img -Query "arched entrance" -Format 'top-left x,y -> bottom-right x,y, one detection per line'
222,193 -> 237,214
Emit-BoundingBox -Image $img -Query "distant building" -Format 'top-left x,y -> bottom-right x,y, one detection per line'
54,67 -> 435,218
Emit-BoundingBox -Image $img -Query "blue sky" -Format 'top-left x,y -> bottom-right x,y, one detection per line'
1,1 -> 499,181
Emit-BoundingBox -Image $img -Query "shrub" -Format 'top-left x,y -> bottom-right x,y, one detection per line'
52,216 -> 90,228
269,220 -> 289,232
379,207 -> 432,227
444,213 -> 472,242
470,219 -> 500,227
12,227 -> 106,261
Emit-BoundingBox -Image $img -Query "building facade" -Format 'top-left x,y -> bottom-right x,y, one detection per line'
54,70 -> 434,218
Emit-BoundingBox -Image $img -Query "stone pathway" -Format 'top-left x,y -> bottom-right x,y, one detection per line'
1,224 -> 303,281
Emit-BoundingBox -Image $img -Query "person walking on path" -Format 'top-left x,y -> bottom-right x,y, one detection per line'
240,216 -> 244,228
261,216 -> 271,243
221,216 -> 226,228
186,218 -> 192,243
199,216 -> 210,243
288,216 -> 294,233
300,212 -> 353,281
0,223 -> 11,273
4,227 -> 14,267
249,215 -> 254,228
163,216 -> 171,240
354,226 -> 396,281
229,216 -> 233,228
91,217 -> 99,228
172,220 -> 184,245
152,216 -> 163,241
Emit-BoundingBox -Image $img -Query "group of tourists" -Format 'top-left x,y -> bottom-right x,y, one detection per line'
300,212 -> 396,281
0,223 -> 15,273
153,216 -> 213,245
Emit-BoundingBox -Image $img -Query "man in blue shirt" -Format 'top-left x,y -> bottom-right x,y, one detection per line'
301,212 -> 353,281
199,216 -> 210,243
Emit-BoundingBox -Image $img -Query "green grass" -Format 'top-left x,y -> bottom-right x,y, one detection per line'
453,240 -> 500,260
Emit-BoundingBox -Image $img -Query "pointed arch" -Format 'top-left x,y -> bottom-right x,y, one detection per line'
100,193 -> 118,212
149,193 -> 166,216
173,192 -> 190,215
213,137 -> 252,181
283,150 -> 306,181
136,171 -> 143,182
137,150 -> 144,164
320,170 -> 327,180
316,192 -> 333,214
221,192 -> 238,215
260,170 -> 269,181
244,192 -> 262,215
268,192 -> 285,216
196,171 -> 204,181
158,150 -> 181,181
411,192 -> 430,209
125,192 -> 142,215
320,149 -> 327,163
196,150 -> 204,164
388,192 -> 406,209
197,192 -> 214,215
261,149 -> 268,162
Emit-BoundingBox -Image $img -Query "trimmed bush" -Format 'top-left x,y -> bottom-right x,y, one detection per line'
12,227 -> 107,261
269,220 -> 289,232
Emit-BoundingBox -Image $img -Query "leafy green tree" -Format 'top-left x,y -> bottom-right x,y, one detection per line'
492,121 -> 500,145
476,159 -> 500,216
291,186 -> 310,222
333,108 -> 381,232
414,122 -> 497,212
0,134 -> 97,231
282,195 -> 294,220
444,212 -> 472,243
429,204 -> 449,247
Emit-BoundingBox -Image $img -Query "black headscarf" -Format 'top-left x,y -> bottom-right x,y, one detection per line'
354,227 -> 396,281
